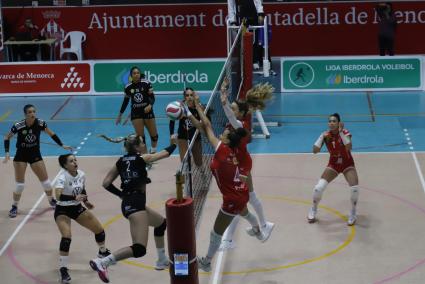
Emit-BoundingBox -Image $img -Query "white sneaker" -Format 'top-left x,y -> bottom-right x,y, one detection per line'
89,258 -> 109,283
219,239 -> 236,251
253,63 -> 260,70
155,258 -> 169,270
197,257 -> 211,272
246,222 -> 275,242
260,222 -> 275,242
246,226 -> 267,242
347,212 -> 357,226
307,207 -> 317,223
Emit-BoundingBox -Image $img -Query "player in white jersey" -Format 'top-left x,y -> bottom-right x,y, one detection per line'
54,154 -> 110,284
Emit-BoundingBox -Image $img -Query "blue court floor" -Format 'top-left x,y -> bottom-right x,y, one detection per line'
0,89 -> 424,157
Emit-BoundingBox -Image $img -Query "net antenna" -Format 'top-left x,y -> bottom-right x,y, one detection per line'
177,25 -> 245,230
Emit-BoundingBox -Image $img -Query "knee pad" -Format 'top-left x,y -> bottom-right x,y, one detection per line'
141,136 -> 146,145
95,231 -> 106,243
313,179 -> 328,202
350,185 -> 359,204
150,135 -> 158,142
60,237 -> 72,253
154,219 -> 166,237
41,179 -> 52,191
15,183 -> 25,194
130,243 -> 146,258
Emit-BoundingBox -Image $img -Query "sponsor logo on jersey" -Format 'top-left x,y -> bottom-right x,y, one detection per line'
25,134 -> 37,143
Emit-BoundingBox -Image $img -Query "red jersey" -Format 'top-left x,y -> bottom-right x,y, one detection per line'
322,129 -> 355,173
210,142 -> 252,200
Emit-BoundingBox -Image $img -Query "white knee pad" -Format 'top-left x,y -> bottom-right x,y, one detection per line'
41,179 -> 52,191
350,185 -> 359,204
313,179 -> 328,202
15,183 -> 25,194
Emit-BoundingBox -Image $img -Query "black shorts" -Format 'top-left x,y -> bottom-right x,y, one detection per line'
121,191 -> 146,219
177,130 -> 200,141
54,204 -> 86,220
131,109 -> 155,120
13,149 -> 43,164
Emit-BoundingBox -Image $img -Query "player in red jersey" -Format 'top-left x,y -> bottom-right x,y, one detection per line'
186,94 -> 266,272
307,113 -> 359,226
218,79 -> 275,251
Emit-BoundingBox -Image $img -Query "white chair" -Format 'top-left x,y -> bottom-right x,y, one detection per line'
60,31 -> 86,60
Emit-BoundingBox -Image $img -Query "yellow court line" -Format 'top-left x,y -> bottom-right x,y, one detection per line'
102,196 -> 355,275
0,110 -> 12,122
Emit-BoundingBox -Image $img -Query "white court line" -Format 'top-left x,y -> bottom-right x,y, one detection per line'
411,152 -> 425,194
210,228 -> 232,284
0,193 -> 46,256
0,170 -> 63,257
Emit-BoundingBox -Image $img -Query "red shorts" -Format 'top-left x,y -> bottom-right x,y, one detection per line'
327,159 -> 355,174
221,194 -> 249,215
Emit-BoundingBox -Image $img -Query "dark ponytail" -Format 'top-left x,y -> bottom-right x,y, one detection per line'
227,128 -> 248,148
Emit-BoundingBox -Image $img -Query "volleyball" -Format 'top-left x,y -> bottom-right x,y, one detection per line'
166,101 -> 182,120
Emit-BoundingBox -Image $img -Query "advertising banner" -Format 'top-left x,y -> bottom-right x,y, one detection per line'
281,57 -> 422,92
94,60 -> 224,93
0,63 -> 91,94
3,1 -> 425,59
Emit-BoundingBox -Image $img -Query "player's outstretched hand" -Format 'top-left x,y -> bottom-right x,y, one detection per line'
63,145 -> 73,151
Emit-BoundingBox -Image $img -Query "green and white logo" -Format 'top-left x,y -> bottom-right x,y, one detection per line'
282,57 -> 422,91
288,62 -> 315,88
94,60 -> 225,93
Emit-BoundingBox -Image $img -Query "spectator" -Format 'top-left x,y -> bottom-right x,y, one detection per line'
376,2 -> 397,56
15,18 -> 42,61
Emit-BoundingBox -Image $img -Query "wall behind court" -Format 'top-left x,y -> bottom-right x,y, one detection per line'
2,1 -> 425,59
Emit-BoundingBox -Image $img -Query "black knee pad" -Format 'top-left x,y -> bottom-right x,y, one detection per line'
150,135 -> 158,142
154,219 -> 166,237
131,243 -> 146,258
60,237 -> 72,252
141,136 -> 146,144
95,231 -> 105,243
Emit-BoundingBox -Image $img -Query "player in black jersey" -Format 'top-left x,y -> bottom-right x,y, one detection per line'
90,134 -> 178,283
169,88 -> 203,167
3,104 -> 72,218
115,66 -> 159,155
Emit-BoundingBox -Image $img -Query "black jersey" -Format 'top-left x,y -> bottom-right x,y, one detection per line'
11,118 -> 47,151
169,106 -> 201,140
124,80 -> 155,112
115,154 -> 150,194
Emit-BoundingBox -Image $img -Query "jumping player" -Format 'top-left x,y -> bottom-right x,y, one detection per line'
116,66 -> 158,154
219,80 -> 274,250
307,113 -> 359,226
186,94 -> 267,273
3,104 -> 72,218
89,134 -> 177,283
54,154 -> 111,284
169,87 -> 203,169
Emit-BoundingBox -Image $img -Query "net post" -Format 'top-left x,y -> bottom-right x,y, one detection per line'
176,171 -> 184,203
